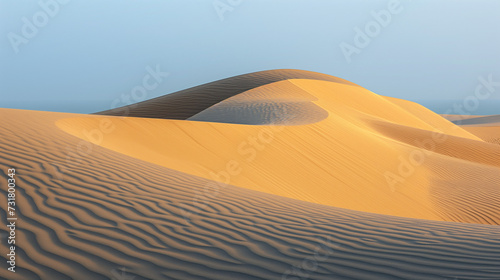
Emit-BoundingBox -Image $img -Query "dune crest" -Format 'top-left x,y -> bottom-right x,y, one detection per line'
95,69 -> 357,120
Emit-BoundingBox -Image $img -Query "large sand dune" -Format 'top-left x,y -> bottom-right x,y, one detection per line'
63,72 -> 500,224
1,70 -> 500,279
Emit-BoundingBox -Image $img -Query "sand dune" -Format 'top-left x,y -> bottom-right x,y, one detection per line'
60,74 -> 499,225
441,114 -> 500,146
442,114 -> 500,126
1,70 -> 500,279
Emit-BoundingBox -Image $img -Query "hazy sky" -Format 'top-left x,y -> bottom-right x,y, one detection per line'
1,0 -> 500,113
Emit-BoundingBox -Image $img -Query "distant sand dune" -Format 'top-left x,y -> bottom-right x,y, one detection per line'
442,114 -> 500,145
445,114 -> 500,126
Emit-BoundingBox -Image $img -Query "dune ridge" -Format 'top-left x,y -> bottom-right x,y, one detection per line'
95,69 -> 357,120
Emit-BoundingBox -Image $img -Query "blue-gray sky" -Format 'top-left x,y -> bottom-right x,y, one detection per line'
1,0 -> 500,114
